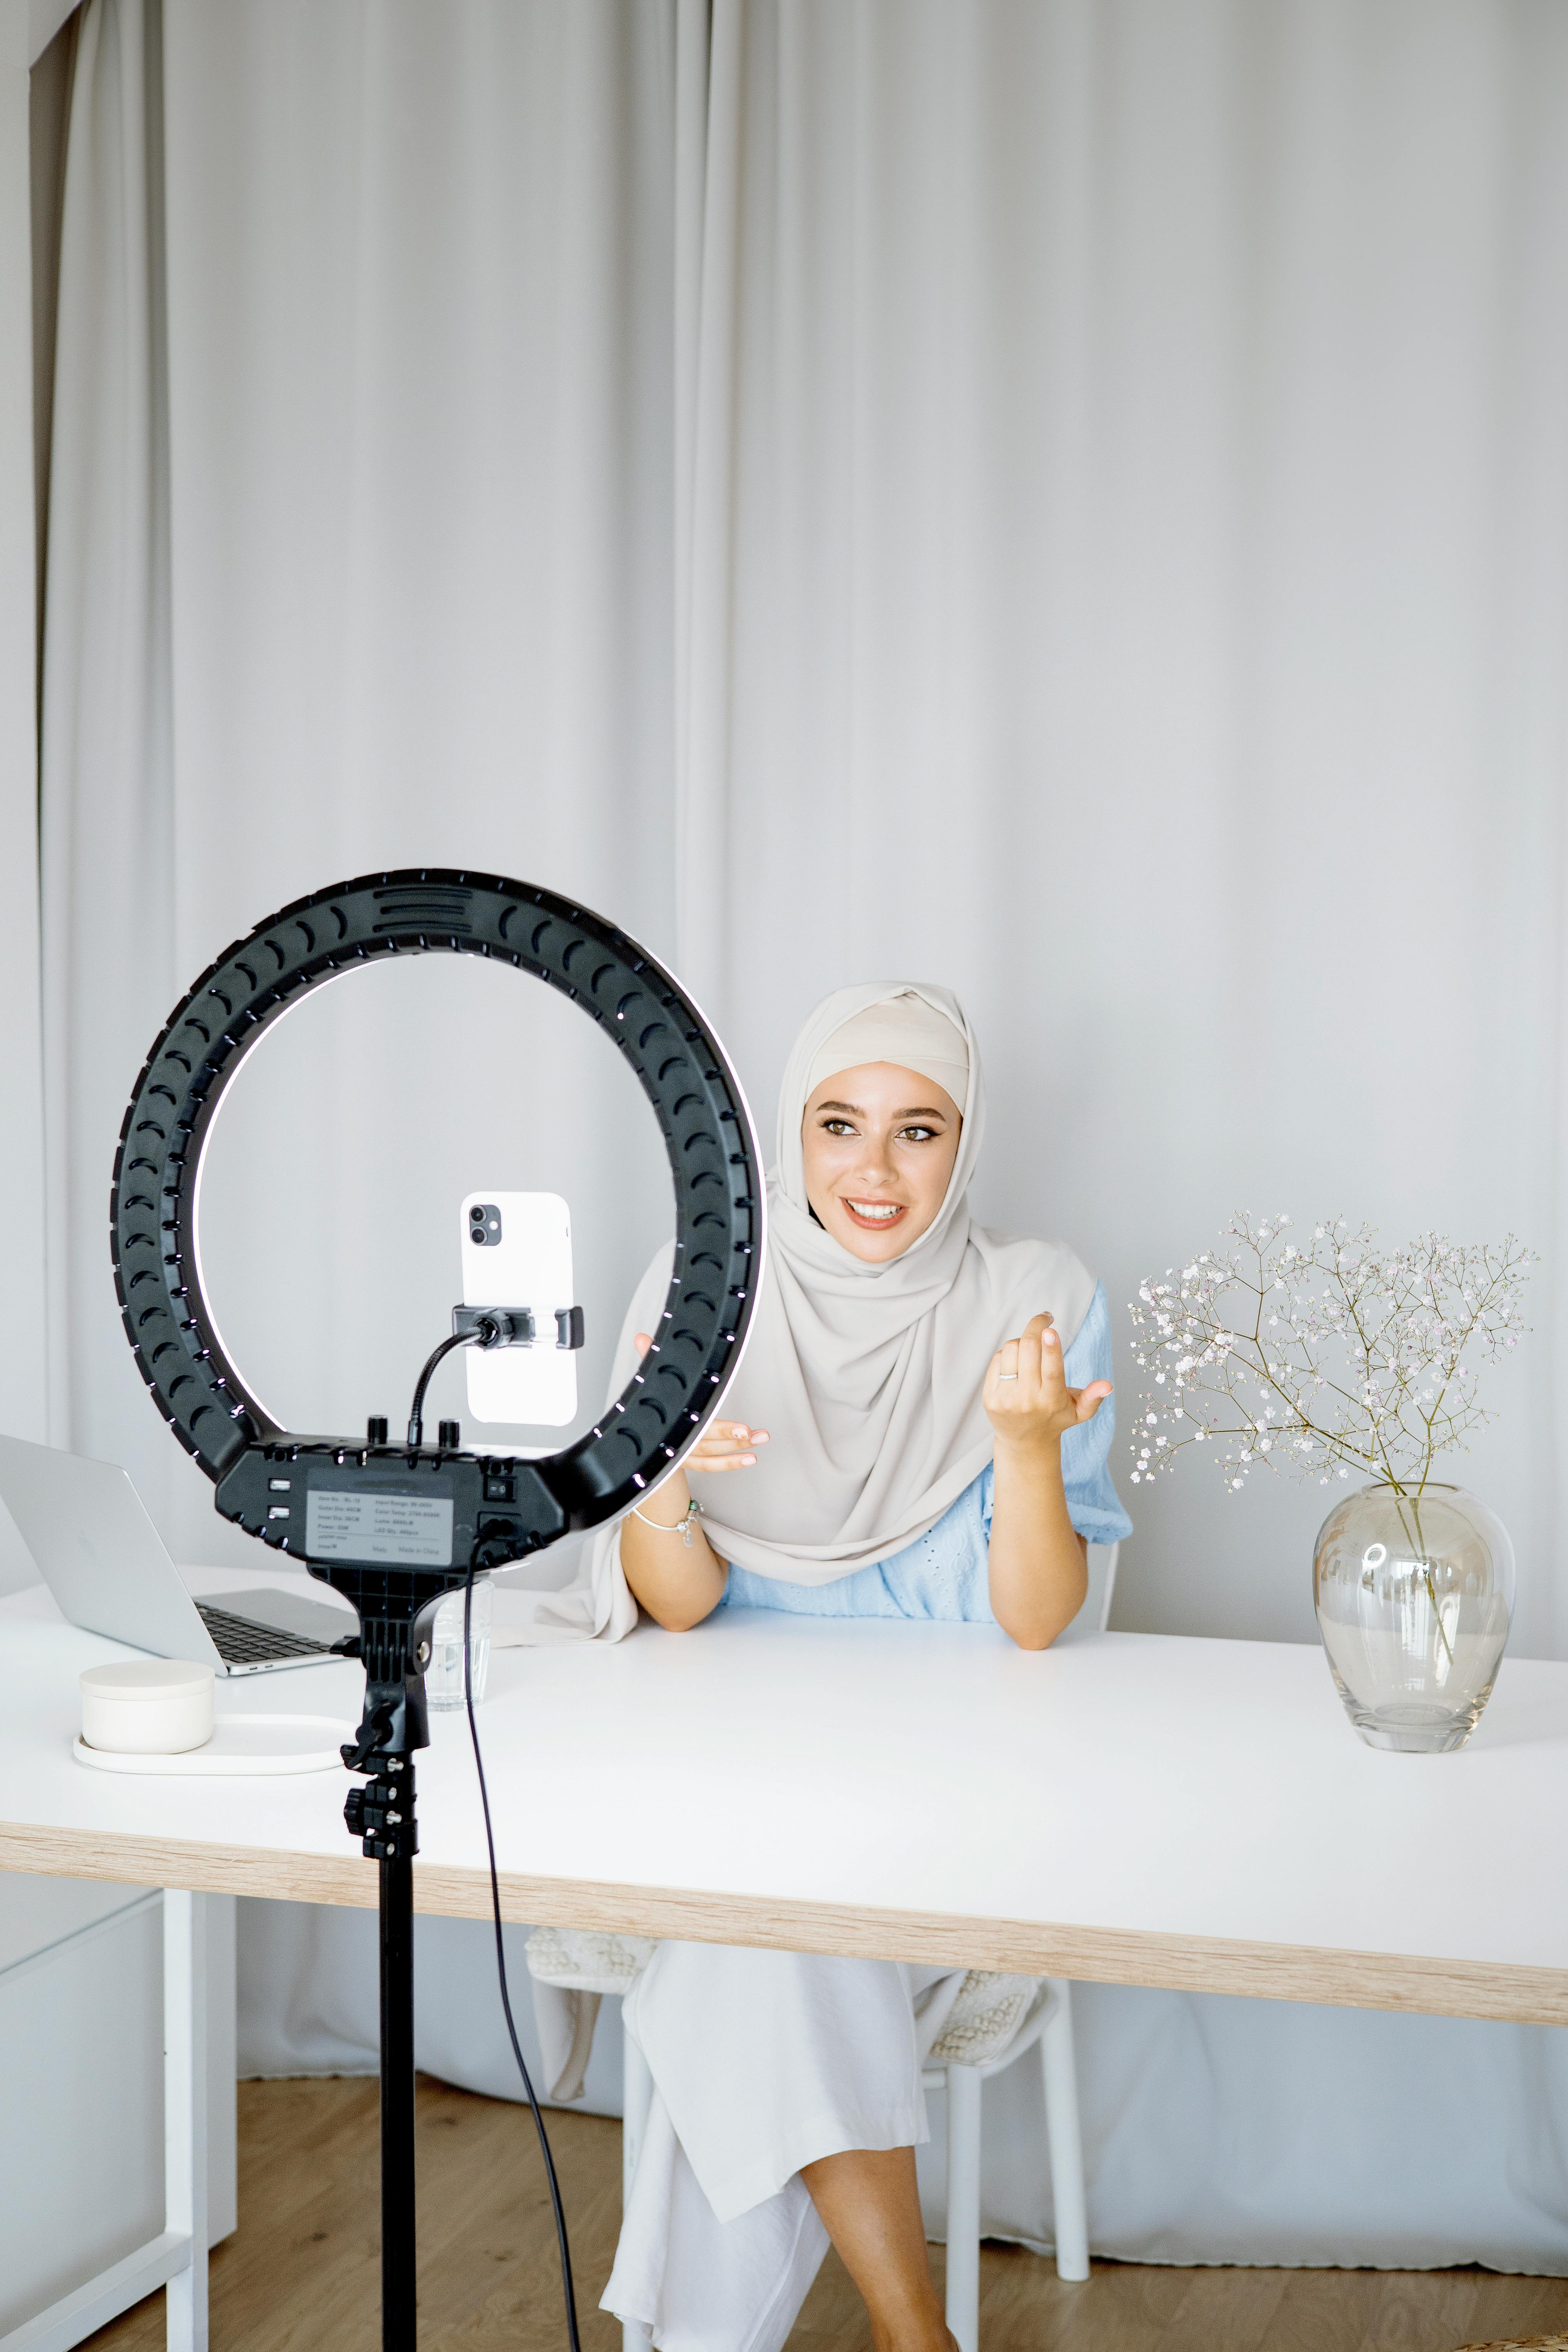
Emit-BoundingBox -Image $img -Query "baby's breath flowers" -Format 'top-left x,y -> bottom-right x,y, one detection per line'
1127,1215 -> 1534,1498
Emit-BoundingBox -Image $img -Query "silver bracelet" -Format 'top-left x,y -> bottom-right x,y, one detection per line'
629,1497 -> 705,1550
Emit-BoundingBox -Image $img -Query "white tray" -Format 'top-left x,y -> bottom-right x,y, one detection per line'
73,1714 -> 351,1776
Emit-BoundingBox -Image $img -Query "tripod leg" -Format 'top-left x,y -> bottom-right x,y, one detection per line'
381,1850 -> 418,2350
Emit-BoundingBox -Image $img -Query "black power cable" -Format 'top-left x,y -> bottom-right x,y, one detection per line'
408,1315 -> 581,2335
400,1315 -> 584,2340
463,1559 -> 582,2349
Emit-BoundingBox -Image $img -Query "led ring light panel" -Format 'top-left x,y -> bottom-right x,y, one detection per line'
110,872 -> 764,1561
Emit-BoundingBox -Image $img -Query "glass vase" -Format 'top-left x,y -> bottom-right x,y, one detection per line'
1312,1482 -> 1514,1753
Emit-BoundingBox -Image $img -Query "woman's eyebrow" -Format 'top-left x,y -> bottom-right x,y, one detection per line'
813,1100 -> 949,1120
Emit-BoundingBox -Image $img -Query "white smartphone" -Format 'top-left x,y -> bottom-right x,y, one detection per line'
460,1191 -> 577,1427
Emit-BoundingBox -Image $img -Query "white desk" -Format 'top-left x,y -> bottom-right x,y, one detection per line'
3,1592 -> 1567,2026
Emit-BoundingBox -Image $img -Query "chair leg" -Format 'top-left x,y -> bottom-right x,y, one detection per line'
944,2064 -> 982,2352
1041,1979 -> 1089,2283
621,2012 -> 655,2352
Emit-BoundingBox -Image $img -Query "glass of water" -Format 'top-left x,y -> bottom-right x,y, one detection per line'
425,1577 -> 494,1712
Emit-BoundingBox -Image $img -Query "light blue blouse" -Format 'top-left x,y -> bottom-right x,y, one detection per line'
717,1280 -> 1131,1624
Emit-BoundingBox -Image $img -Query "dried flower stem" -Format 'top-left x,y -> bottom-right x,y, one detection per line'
1127,1216 -> 1533,1520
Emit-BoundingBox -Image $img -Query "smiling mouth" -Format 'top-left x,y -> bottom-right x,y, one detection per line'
843,1200 -> 907,1229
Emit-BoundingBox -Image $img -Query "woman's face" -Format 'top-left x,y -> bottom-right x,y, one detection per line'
801,1061 -> 962,1263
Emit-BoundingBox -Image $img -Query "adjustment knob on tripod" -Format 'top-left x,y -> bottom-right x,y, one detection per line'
438,1418 -> 460,1451
344,1787 -> 368,1837
366,1415 -> 388,1445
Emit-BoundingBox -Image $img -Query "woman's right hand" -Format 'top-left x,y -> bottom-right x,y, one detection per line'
621,1334 -> 760,1630
634,1333 -> 768,1474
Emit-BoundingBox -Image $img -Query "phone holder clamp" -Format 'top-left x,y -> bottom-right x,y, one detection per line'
451,1303 -> 586,1350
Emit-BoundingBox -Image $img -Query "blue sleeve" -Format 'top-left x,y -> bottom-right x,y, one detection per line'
975,1280 -> 1132,1548
1057,1281 -> 1134,1543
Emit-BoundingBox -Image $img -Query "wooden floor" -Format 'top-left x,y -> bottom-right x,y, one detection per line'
84,2075 -> 1568,2352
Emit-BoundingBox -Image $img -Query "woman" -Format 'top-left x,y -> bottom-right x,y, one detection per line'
576,983 -> 1130,2351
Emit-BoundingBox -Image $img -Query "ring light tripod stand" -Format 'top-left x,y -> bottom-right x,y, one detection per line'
110,872 -> 765,2348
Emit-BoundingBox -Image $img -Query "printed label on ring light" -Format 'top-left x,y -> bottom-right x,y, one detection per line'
305,1489 -> 454,1568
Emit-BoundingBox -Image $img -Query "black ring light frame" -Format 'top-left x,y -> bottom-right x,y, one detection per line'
110,869 -> 765,2351
112,869 -> 763,1550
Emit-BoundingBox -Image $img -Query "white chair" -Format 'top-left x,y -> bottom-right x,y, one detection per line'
910,1538 -> 1116,2348
529,1542 -> 1117,2352
922,1972 -> 1086,2351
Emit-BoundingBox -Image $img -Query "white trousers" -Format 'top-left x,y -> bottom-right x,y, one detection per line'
601,1944 -> 967,2352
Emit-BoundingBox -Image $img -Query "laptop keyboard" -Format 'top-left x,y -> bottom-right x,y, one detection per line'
196,1602 -> 334,1666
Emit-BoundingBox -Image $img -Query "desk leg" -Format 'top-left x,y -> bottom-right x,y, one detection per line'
164,1892 -> 208,2352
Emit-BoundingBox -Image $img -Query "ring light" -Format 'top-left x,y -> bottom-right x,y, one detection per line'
112,868 -> 763,1533
109,869 -> 765,2352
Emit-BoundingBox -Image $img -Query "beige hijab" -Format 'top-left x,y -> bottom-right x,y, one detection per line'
598,981 -> 1097,1590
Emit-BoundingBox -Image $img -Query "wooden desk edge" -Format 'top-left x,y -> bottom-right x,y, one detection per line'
3,1822 -> 1564,2026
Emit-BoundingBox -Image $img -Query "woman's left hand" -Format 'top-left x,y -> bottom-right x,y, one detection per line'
984,1311 -> 1112,1453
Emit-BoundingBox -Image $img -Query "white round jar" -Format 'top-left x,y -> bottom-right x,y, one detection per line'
80,1659 -> 214,1754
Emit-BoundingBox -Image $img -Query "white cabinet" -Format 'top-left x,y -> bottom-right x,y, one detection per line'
0,1875 -> 236,2345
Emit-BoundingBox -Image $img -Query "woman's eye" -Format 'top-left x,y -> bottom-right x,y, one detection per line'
822,1119 -> 856,1137
898,1126 -> 937,1143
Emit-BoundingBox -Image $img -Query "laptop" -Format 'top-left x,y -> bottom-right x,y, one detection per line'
0,1433 -> 355,1675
